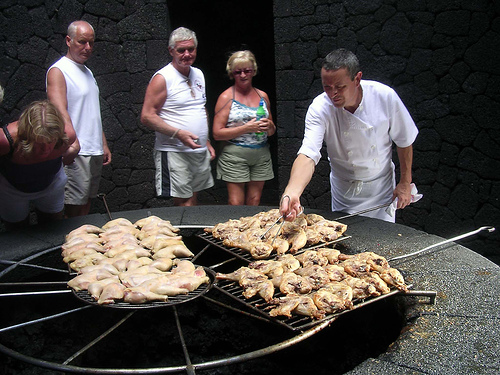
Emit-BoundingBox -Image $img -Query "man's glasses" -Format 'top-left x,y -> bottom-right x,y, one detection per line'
233,69 -> 254,76
176,47 -> 195,54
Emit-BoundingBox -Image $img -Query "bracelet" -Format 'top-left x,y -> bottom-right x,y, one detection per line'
171,129 -> 179,139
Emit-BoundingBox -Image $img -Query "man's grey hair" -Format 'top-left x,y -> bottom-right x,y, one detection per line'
168,27 -> 198,49
322,48 -> 360,80
67,20 -> 95,39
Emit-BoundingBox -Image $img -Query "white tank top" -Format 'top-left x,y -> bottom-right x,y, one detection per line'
47,56 -> 103,155
153,63 -> 208,153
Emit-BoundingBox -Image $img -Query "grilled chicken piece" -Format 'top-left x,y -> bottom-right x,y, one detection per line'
361,272 -> 391,294
97,282 -> 126,305
222,235 -> 273,259
317,248 -> 341,264
269,294 -> 324,319
272,272 -> 313,294
303,213 -> 326,225
341,257 -> 371,277
324,264 -> 349,282
275,254 -> 301,272
379,268 -> 408,292
249,260 -> 284,278
294,265 -> 330,289
242,279 -> 274,301
207,219 -> 243,238
215,267 -> 260,283
295,250 -> 329,268
281,222 -> 307,253
312,282 -> 353,314
343,276 -> 380,299
355,252 -> 390,273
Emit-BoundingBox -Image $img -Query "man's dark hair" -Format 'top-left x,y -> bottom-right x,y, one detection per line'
322,48 -> 360,80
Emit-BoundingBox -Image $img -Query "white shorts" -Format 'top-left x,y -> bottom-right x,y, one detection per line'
154,149 -> 214,198
0,167 -> 67,223
64,155 -> 103,205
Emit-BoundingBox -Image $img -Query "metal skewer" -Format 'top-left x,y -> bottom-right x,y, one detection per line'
334,202 -> 392,221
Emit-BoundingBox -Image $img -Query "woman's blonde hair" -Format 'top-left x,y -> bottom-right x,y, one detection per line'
16,100 -> 68,157
226,50 -> 258,80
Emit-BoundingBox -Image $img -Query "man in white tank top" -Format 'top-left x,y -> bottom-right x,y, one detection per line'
46,20 -> 111,218
141,27 -> 215,206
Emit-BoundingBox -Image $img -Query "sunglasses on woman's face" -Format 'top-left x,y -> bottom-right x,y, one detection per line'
233,69 -> 254,76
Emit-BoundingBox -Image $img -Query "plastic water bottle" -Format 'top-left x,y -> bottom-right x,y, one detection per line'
255,98 -> 266,138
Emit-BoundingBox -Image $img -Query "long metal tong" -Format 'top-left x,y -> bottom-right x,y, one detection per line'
260,195 -> 303,245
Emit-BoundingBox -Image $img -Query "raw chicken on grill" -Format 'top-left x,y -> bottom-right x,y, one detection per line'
66,224 -> 104,241
123,265 -> 209,304
317,248 -> 341,264
97,282 -> 126,305
88,277 -> 121,300
67,269 -> 117,291
102,218 -> 135,230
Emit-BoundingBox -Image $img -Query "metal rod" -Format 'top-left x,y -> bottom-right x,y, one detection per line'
0,259 -> 67,273
98,193 -> 113,220
334,202 -> 392,221
190,243 -> 210,263
400,290 -> 437,304
389,226 -> 496,262
0,281 -> 68,287
208,257 -> 238,270
0,245 -> 62,278
0,305 -> 91,333
63,311 -> 135,365
202,295 -> 271,323
0,290 -> 72,298
173,306 -> 196,375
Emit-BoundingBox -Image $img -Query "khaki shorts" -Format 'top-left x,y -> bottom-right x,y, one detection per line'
64,155 -> 103,205
154,149 -> 214,198
216,143 -> 274,183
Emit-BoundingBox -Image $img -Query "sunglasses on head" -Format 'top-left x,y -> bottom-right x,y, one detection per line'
176,47 -> 195,54
233,69 -> 254,76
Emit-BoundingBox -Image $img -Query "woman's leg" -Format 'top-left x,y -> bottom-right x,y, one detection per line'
245,181 -> 265,206
226,182 -> 246,205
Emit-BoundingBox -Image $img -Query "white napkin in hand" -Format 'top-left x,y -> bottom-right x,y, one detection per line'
385,183 -> 423,217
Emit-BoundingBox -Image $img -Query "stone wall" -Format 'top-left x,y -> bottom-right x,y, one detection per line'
273,0 -> 500,262
0,0 -> 498,262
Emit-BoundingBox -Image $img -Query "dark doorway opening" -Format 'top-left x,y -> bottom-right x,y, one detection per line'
167,0 -> 279,205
